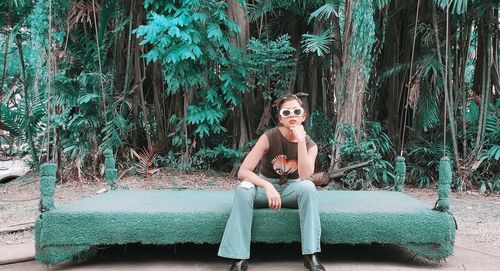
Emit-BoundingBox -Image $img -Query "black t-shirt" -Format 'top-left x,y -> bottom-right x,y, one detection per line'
259,127 -> 316,179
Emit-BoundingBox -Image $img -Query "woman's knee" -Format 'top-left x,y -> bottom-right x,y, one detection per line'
235,181 -> 256,202
297,179 -> 317,195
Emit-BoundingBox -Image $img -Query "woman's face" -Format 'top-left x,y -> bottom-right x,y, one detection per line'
278,99 -> 306,128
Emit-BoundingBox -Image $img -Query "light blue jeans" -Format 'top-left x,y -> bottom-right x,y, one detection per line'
218,176 -> 321,259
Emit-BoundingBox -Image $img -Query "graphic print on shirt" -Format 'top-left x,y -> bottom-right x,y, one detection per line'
271,154 -> 298,176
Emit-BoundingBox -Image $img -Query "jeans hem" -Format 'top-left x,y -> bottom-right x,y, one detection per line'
302,249 -> 321,255
217,252 -> 250,260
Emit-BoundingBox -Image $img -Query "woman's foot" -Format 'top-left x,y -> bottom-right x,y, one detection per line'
304,254 -> 325,271
229,259 -> 248,271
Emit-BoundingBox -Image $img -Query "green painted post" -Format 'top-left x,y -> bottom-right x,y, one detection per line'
39,163 -> 57,212
435,156 -> 452,211
104,148 -> 117,188
395,156 -> 406,192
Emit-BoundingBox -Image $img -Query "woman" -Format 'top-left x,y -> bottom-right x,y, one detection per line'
218,94 -> 325,271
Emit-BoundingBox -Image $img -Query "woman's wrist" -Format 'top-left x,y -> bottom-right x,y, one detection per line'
263,181 -> 274,189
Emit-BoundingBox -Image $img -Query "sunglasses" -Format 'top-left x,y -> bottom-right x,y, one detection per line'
279,107 -> 304,117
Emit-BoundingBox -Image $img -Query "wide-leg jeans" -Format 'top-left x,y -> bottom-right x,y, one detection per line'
218,176 -> 321,259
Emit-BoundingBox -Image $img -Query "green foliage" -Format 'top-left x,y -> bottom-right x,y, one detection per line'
307,109 -> 335,172
247,0 -> 325,24
1,98 -> 45,158
136,0 -> 243,94
247,35 -> 296,99
308,2 -> 338,24
349,0 -> 375,80
192,144 -> 246,171
373,0 -> 391,10
156,142 -> 248,173
302,29 -> 334,57
187,103 -> 227,138
434,0 -> 468,14
1,0 -> 497,191
336,122 -> 395,189
374,63 -> 410,87
415,82 -> 440,132
415,52 -> 445,80
407,133 -> 449,188
476,103 -> 500,192
136,0 -> 253,171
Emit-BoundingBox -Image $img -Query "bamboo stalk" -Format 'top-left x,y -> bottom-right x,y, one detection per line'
431,5 -> 461,176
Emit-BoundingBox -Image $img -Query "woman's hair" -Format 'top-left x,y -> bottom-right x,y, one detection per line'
272,93 -> 307,110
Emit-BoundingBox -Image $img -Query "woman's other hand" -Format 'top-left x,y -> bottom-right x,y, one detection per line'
264,183 -> 281,210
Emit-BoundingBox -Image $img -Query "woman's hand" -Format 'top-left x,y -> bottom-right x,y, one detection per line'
290,125 -> 306,142
264,183 -> 281,210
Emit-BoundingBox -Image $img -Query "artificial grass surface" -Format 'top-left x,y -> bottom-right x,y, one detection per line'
35,190 -> 455,264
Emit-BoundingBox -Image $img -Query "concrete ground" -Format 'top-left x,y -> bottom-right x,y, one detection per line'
1,238 -> 499,271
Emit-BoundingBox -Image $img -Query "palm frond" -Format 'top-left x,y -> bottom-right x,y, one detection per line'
415,83 -> 440,132
415,52 -> 444,79
415,23 -> 436,48
434,0 -> 468,14
375,63 -> 410,86
100,113 -> 132,150
130,143 -> 161,178
301,29 -> 333,57
373,0 -> 391,10
308,3 -> 337,24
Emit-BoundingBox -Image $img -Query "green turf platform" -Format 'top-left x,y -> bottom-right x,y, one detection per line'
35,190 -> 455,264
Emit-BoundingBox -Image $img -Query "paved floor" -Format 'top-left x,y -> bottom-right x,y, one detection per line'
1,241 -> 499,271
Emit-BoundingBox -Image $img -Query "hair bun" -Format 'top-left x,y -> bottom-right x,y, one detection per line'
273,93 -> 308,108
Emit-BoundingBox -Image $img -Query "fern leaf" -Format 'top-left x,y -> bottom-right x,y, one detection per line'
207,23 -> 223,42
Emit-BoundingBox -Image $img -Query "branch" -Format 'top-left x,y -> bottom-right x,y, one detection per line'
313,159 -> 373,186
0,221 -> 34,234
329,159 -> 373,179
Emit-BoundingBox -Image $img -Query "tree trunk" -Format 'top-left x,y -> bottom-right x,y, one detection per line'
181,87 -> 193,164
152,61 -> 167,150
131,0 -> 144,147
135,45 -> 151,147
226,0 -> 252,149
308,55 -> 319,112
329,0 -> 374,172
16,37 -> 39,164
431,5 -> 464,183
122,0 -> 135,111
329,0 -> 354,171
226,0 -> 249,49
329,6 -> 342,117
1,34 -> 9,99
376,0 -> 415,150
112,2 -> 128,103
457,15 -> 473,158
475,18 -> 493,154
1,1 -> 12,99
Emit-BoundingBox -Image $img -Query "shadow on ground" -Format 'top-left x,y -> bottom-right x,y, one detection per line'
59,243 -> 437,269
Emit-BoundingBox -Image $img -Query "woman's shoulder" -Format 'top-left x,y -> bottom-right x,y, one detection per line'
263,127 -> 280,136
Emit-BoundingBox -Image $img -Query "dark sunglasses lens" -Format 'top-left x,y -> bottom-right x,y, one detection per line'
282,109 -> 291,116
294,109 -> 303,116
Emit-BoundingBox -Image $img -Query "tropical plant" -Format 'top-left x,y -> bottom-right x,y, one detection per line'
334,122 -> 395,189
0,0 -> 497,192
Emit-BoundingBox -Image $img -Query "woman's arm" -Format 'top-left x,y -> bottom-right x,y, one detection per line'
291,125 -> 318,179
237,134 -> 269,187
237,134 -> 282,209
297,141 -> 317,179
